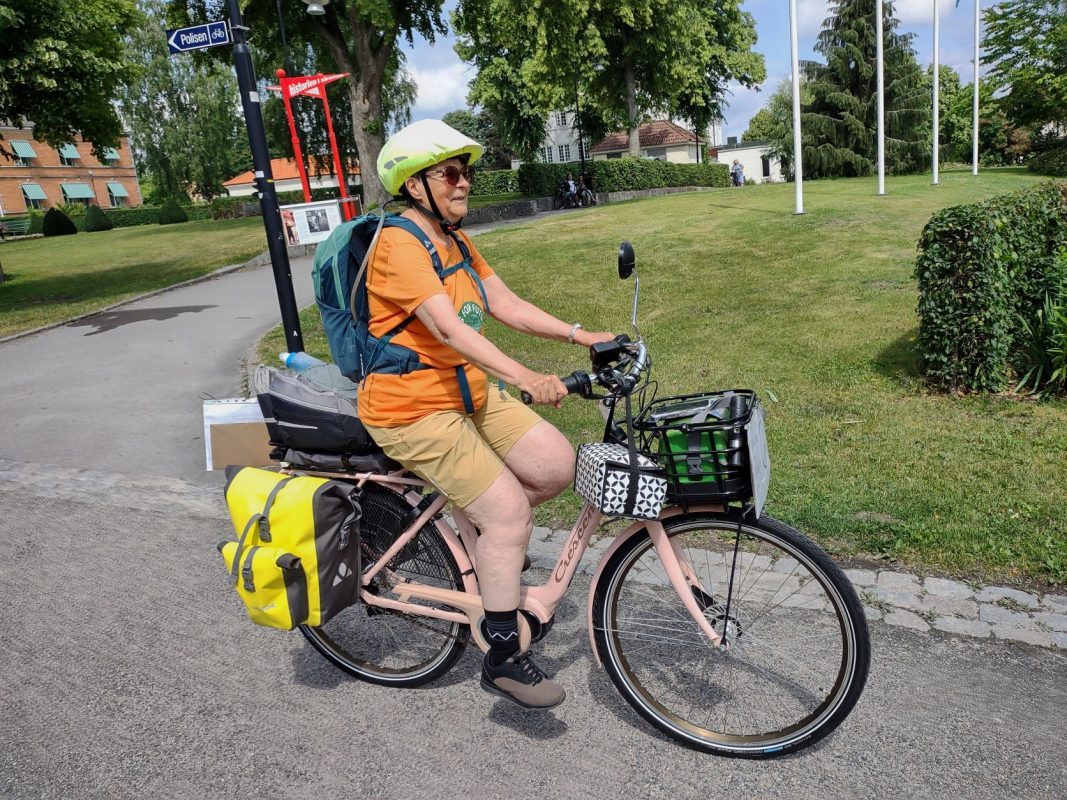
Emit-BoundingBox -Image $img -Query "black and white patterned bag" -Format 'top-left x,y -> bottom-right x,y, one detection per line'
574,442 -> 667,520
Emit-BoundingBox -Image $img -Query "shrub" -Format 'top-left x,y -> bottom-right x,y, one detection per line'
1029,143 -> 1067,177
183,204 -> 213,222
158,198 -> 189,225
914,183 -> 1067,392
470,169 -> 518,196
106,206 -> 160,227
42,208 -> 78,237
517,159 -> 729,196
82,205 -> 114,232
27,210 -> 44,235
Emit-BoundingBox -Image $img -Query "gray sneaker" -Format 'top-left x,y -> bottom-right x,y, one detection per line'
481,651 -> 566,710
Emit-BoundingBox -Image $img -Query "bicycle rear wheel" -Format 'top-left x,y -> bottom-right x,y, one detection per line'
300,483 -> 469,687
592,513 -> 869,758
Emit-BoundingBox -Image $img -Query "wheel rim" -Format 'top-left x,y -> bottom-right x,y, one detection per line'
603,519 -> 860,752
302,487 -> 466,681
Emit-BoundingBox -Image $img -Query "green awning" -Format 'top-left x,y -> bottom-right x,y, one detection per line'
103,147 -> 120,161
21,183 -> 46,201
61,182 -> 94,199
106,182 -> 129,197
59,143 -> 80,159
11,140 -> 37,158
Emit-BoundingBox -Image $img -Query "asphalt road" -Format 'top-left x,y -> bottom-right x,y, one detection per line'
0,480 -> 1064,800
1,251 -> 1065,799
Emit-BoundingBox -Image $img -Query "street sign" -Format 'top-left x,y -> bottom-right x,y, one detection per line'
166,20 -> 231,54
267,73 -> 348,100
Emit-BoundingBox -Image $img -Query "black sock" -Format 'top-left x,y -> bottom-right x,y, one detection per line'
483,609 -> 520,666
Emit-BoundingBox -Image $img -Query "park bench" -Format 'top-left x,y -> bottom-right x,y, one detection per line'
0,217 -> 32,238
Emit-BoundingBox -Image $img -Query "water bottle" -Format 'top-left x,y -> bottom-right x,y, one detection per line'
279,351 -> 327,373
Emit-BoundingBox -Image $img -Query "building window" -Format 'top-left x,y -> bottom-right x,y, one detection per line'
577,139 -> 586,162
21,186 -> 45,210
762,156 -> 771,178
107,182 -> 129,207
559,144 -> 571,162
102,147 -> 121,166
59,144 -> 80,166
607,152 -> 622,159
555,111 -> 568,126
542,146 -> 553,164
645,147 -> 667,161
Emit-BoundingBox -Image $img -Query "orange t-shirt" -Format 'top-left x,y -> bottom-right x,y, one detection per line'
359,223 -> 495,427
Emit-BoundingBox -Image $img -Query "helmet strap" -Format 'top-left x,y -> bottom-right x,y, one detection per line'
417,174 -> 463,234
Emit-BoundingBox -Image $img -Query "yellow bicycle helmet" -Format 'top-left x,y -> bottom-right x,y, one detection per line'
377,119 -> 484,197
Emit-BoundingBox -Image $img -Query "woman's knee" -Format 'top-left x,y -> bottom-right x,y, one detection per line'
464,469 -> 533,535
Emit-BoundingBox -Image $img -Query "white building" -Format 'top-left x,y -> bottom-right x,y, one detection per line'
714,139 -> 783,183
223,157 -> 361,197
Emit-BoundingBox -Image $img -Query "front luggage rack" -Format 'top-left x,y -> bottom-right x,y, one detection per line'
632,389 -> 757,505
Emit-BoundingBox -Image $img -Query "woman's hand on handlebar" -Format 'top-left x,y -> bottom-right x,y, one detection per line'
516,369 -> 569,408
575,330 -> 617,347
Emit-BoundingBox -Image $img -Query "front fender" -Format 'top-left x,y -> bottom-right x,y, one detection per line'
585,504 -> 724,666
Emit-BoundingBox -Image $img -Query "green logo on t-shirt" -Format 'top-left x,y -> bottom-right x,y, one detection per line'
458,300 -> 483,332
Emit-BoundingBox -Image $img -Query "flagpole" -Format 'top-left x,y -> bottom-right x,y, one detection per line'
876,0 -> 886,195
932,0 -> 940,185
972,0 -> 980,176
789,0 -> 804,215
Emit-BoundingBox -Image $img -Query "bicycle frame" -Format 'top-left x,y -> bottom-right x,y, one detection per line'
293,467 -> 727,656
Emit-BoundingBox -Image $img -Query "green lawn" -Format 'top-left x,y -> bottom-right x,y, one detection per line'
0,217 -> 267,337
262,169 -> 1067,588
468,192 -> 530,208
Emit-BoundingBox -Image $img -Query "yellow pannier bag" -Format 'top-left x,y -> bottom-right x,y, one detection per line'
219,466 -> 362,629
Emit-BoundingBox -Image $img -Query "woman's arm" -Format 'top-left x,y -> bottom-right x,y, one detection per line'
413,293 -> 567,405
481,274 -> 613,347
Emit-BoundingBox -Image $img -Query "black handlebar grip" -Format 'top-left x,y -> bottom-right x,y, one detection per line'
520,371 -> 588,405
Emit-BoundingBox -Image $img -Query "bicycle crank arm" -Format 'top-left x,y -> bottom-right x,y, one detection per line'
390,582 -> 533,653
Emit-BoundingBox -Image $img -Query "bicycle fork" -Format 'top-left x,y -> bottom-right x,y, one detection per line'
647,522 -> 726,651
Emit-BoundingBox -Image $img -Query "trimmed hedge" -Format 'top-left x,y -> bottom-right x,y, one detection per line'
83,205 -> 114,232
159,198 -> 189,225
517,158 -> 729,196
914,183 -> 1067,392
42,208 -> 77,237
470,169 -> 518,197
1029,143 -> 1067,177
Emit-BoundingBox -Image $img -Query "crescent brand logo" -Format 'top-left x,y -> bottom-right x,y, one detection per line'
554,505 -> 597,583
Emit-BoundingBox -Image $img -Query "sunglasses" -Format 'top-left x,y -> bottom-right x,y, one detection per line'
423,164 -> 475,186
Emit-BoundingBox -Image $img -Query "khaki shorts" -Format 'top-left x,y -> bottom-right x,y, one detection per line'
364,388 -> 543,508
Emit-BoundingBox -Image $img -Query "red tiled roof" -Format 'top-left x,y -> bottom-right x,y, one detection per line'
590,120 -> 703,154
224,156 -> 360,187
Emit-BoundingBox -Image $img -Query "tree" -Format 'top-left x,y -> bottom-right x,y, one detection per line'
175,1 -> 443,208
984,0 -> 1067,130
0,0 -> 137,281
741,78 -> 813,174
743,109 -> 776,142
442,108 -> 516,169
454,0 -> 765,159
800,0 -> 929,178
117,0 -> 250,201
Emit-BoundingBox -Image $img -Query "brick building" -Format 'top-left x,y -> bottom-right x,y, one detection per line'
0,125 -> 143,216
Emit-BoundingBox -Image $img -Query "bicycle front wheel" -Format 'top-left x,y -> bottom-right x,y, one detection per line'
592,513 -> 870,758
300,483 -> 469,688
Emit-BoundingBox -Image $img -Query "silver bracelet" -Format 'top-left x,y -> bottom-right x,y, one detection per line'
567,322 -> 582,344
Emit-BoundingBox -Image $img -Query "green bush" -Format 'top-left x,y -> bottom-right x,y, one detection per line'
183,204 -> 213,222
914,183 -> 1067,392
27,211 -> 44,235
158,198 -> 189,225
42,208 -> 78,237
82,205 -> 114,232
470,169 -> 518,197
517,159 -> 729,196
1029,143 -> 1067,177
106,206 -> 160,227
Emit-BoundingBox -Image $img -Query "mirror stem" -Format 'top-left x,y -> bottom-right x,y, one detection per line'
630,274 -> 642,341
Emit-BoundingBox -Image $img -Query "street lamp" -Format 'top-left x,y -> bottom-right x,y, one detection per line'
302,0 -> 328,15
573,72 -> 585,175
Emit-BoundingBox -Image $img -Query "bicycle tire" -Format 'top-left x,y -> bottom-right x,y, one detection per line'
300,482 -> 469,687
591,513 -> 870,758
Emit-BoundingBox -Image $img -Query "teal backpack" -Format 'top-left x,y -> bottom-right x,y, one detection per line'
312,214 -> 491,410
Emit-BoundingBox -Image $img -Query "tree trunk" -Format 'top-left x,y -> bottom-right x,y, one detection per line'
347,81 -> 388,209
624,57 -> 641,156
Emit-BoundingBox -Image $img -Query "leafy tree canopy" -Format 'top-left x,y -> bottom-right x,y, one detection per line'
743,109 -> 776,142
0,0 -> 139,158
441,108 -> 516,169
983,0 -> 1067,129
454,0 -> 765,158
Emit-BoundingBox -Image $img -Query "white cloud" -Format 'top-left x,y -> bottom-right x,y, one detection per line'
895,0 -> 959,26
407,62 -> 473,118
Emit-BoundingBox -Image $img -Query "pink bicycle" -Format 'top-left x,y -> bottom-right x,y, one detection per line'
285,244 -> 870,758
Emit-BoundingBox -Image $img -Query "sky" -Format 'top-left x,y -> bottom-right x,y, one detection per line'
399,0 -> 986,142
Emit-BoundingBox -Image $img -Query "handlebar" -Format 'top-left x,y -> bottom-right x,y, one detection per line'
519,339 -> 647,405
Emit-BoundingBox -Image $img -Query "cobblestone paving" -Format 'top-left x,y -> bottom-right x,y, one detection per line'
2,458 -> 1062,650
527,527 -> 1067,650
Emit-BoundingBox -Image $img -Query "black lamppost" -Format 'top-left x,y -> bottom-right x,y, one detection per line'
574,72 -> 585,175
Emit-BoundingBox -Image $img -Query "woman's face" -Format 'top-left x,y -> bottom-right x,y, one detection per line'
406,157 -> 471,223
